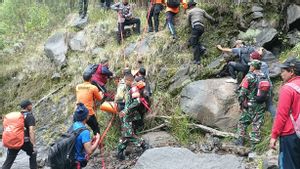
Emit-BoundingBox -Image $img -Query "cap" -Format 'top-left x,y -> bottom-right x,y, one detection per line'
248,59 -> 262,69
74,103 -> 89,122
188,0 -> 197,8
250,51 -> 261,60
280,57 -> 298,69
100,57 -> 109,64
20,100 -> 32,109
233,40 -> 243,47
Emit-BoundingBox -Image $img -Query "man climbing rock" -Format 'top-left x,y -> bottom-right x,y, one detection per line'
116,74 -> 149,160
2,100 -> 37,169
72,103 -> 100,169
76,72 -> 103,135
235,60 -> 267,150
186,0 -> 216,65
270,57 -> 300,169
147,0 -> 165,32
217,40 -> 255,83
111,0 -> 141,43
79,0 -> 88,19
165,0 -> 187,39
91,57 -> 114,95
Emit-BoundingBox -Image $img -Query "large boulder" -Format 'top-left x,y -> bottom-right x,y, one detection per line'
256,28 -> 278,47
69,31 -> 87,51
44,32 -> 68,67
142,131 -> 178,148
169,64 -> 192,95
287,4 -> 300,30
71,15 -> 88,30
133,147 -> 203,169
180,78 -> 240,131
197,153 -> 245,169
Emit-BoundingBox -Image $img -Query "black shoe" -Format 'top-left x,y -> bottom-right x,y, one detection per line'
141,142 -> 149,152
148,28 -> 153,32
116,150 -> 125,161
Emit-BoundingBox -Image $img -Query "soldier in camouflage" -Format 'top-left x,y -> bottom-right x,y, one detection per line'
116,73 -> 148,160
236,60 -> 267,149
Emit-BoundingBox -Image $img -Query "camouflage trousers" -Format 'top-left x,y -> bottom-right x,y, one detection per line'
237,102 -> 266,144
117,115 -> 144,151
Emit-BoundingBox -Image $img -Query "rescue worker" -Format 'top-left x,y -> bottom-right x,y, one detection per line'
76,72 -> 103,135
111,0 -> 141,43
116,74 -> 149,160
79,0 -> 88,19
217,40 -> 255,83
235,60 -> 267,150
186,0 -> 216,65
270,57 -> 300,169
147,0 -> 165,32
115,68 -> 132,112
165,0 -> 187,39
91,57 -> 114,94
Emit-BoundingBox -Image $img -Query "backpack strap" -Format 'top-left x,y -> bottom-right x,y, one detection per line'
67,127 -> 88,156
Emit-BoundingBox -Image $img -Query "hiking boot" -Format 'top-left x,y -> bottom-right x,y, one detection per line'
148,27 -> 153,33
141,142 -> 149,152
234,137 -> 244,146
116,149 -> 125,161
226,78 -> 237,84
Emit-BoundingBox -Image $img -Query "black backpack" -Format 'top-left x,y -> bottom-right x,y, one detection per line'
83,64 -> 99,78
254,74 -> 271,103
167,0 -> 180,8
47,127 -> 87,169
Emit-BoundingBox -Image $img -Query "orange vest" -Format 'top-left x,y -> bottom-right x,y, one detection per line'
76,82 -> 102,116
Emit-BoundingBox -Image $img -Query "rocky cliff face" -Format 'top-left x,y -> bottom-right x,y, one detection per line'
0,2 -> 300,168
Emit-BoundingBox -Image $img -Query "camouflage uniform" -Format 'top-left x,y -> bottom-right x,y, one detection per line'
117,85 -> 144,153
237,71 -> 266,145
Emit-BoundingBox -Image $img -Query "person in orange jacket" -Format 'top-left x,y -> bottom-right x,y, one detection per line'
165,0 -> 187,39
147,0 -> 165,32
76,72 -> 104,135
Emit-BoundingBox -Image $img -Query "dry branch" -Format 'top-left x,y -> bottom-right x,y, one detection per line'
33,84 -> 66,108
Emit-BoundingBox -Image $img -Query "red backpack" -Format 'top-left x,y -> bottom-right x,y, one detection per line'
2,112 -> 26,149
255,74 -> 271,103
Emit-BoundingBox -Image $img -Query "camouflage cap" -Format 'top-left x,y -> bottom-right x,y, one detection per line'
248,59 -> 261,69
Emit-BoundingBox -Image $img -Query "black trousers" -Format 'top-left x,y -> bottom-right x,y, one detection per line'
2,141 -> 37,169
87,114 -> 100,135
189,25 -> 205,62
279,133 -> 300,169
100,0 -> 111,8
228,61 -> 249,79
79,0 -> 88,17
147,4 -> 163,32
118,18 -> 141,35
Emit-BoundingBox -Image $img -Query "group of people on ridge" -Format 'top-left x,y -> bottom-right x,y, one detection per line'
79,0 -> 216,65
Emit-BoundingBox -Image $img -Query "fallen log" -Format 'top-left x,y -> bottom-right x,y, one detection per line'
155,115 -> 238,138
139,123 -> 167,134
33,84 -> 66,108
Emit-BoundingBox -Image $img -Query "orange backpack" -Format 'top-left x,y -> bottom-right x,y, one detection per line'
2,112 -> 26,149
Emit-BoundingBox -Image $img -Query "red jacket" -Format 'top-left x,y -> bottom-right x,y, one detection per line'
91,64 -> 107,86
271,76 -> 300,139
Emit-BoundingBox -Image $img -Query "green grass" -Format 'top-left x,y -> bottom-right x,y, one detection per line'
170,107 -> 190,145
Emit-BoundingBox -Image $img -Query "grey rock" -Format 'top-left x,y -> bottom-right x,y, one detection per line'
71,15 -> 88,30
169,64 -> 191,95
180,78 -> 240,131
142,131 -> 178,148
44,32 -> 68,67
13,42 -> 25,53
124,43 -> 136,57
250,19 -> 275,29
252,5 -> 263,13
287,29 -> 300,46
197,153 -> 245,169
252,12 -> 264,20
69,31 -> 87,51
261,50 -> 281,78
287,4 -> 300,29
207,55 -> 225,69
248,152 -> 257,161
51,72 -> 61,81
133,147 -> 203,169
91,47 -> 103,56
256,28 -> 278,47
